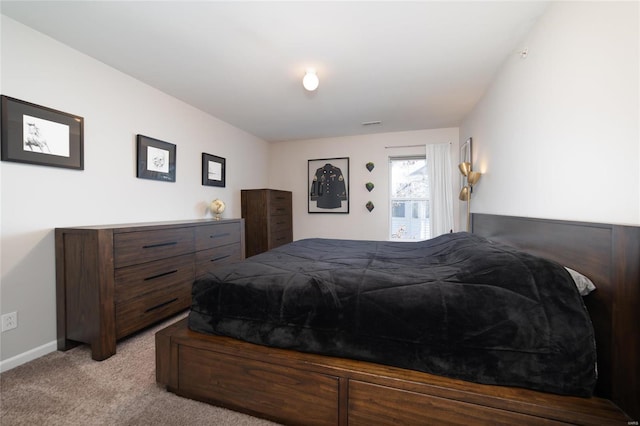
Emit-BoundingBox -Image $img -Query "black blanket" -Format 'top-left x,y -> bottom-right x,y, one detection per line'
189,232 -> 597,396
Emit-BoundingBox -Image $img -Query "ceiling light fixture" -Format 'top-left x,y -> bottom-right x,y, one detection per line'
303,68 -> 319,91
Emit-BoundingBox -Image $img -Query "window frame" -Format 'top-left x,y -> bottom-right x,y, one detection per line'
388,155 -> 429,241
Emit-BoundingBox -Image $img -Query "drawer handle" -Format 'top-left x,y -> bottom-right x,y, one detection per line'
143,242 -> 177,249
210,233 -> 230,239
210,254 -> 231,263
275,208 -> 285,212
276,237 -> 286,241
144,269 -> 178,281
145,298 -> 178,313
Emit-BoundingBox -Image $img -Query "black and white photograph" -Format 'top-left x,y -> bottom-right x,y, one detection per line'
1,95 -> 84,169
201,153 -> 226,187
136,134 -> 176,182
308,157 -> 349,214
23,115 -> 69,156
146,145 -> 169,173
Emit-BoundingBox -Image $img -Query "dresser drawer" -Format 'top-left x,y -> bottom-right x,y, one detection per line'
269,214 -> 291,233
114,228 -> 195,268
115,283 -> 191,339
270,229 -> 292,249
178,345 -> 339,426
114,254 -> 195,304
196,243 -> 242,277
269,191 -> 291,216
195,222 -> 241,251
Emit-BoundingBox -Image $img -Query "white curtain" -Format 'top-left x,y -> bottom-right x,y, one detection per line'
426,143 -> 454,237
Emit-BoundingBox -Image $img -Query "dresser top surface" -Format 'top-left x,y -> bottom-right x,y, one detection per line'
56,218 -> 243,233
241,188 -> 291,193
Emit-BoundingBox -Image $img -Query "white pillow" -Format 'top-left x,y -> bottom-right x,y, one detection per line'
565,267 -> 597,296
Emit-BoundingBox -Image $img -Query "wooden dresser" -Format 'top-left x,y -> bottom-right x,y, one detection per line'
241,189 -> 292,257
55,219 -> 244,360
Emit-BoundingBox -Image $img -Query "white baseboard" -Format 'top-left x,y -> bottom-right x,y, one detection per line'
0,340 -> 57,373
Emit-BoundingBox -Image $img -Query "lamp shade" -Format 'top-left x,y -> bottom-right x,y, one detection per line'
458,162 -> 471,177
303,69 -> 319,91
467,171 -> 481,186
459,186 -> 470,201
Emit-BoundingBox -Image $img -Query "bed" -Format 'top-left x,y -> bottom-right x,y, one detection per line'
156,214 -> 638,424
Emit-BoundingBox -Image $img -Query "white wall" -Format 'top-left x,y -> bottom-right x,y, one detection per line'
268,128 -> 460,241
0,16 -> 269,365
461,1 -> 639,225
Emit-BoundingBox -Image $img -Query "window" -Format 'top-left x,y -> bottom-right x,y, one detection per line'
389,157 -> 430,240
392,202 -> 405,218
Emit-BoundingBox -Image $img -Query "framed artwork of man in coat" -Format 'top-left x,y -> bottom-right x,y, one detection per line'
308,157 -> 349,213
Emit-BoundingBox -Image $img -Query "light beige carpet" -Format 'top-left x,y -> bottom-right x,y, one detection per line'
0,314 -> 280,425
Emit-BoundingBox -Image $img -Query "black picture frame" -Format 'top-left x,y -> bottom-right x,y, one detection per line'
201,153 -> 226,187
308,157 -> 349,214
136,134 -> 176,182
0,95 -> 84,169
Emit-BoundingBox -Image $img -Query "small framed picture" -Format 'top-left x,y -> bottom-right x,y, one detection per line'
308,157 -> 349,214
202,153 -> 226,187
136,134 -> 176,182
1,95 -> 84,169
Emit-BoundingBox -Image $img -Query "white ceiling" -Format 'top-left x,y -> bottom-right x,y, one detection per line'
1,1 -> 549,142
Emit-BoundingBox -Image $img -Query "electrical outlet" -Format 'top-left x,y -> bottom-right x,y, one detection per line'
1,312 -> 18,332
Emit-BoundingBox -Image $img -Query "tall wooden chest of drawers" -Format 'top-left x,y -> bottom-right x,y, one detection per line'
241,189 -> 292,257
55,219 -> 244,360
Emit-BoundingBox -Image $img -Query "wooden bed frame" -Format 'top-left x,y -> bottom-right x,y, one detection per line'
156,214 -> 638,424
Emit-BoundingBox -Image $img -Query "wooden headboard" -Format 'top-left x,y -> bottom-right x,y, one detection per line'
472,213 -> 639,418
